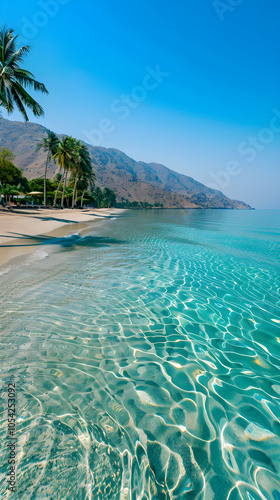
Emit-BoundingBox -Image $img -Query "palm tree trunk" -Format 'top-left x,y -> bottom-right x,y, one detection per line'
72,174 -> 78,208
53,171 -> 64,207
44,150 -> 50,207
80,190 -> 85,208
61,171 -> 68,208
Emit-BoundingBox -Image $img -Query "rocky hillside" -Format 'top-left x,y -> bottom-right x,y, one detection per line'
0,118 -> 251,209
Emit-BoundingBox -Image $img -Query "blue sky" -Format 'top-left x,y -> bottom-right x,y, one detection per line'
1,0 -> 280,208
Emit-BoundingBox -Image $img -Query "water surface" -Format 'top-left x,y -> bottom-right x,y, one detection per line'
0,209 -> 280,499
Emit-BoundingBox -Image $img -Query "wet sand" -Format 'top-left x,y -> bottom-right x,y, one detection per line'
0,207 -> 125,266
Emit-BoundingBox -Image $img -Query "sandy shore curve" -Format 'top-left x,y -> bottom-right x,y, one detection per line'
0,207 -> 125,266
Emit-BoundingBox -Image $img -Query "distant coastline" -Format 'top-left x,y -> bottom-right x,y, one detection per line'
0,117 -> 252,210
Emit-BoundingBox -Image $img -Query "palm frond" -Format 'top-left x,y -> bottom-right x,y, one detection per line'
13,69 -> 48,94
0,25 -> 47,120
11,81 -> 45,117
6,46 -> 31,67
10,86 -> 28,120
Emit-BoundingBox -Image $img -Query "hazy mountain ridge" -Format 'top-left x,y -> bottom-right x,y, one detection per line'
0,118 -> 251,209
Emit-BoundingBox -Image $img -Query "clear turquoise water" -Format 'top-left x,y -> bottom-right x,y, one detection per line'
0,209 -> 280,500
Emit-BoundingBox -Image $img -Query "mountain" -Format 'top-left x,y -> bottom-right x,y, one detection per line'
0,118 -> 251,209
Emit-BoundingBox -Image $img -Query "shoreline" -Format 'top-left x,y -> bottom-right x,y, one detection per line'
0,207 -> 125,267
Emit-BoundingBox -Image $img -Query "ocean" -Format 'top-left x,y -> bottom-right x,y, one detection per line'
0,209 -> 280,499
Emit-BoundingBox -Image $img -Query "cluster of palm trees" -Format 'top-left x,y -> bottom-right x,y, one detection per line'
36,131 -> 95,208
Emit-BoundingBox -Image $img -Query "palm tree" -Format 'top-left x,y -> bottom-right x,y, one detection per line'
53,136 -> 76,208
71,141 -> 93,208
75,177 -> 88,208
94,186 -> 103,208
70,139 -> 84,208
0,26 -> 48,121
79,170 -> 95,208
0,183 -> 20,203
103,187 -> 116,208
36,131 -> 59,206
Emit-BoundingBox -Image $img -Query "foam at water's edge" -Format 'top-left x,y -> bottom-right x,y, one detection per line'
25,248 -> 49,264
0,265 -> 12,276
0,231 -> 83,276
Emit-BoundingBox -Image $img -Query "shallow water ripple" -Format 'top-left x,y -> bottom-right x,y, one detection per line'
0,210 -> 280,499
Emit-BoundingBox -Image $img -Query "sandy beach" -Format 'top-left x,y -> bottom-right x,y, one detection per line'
0,207 -> 124,266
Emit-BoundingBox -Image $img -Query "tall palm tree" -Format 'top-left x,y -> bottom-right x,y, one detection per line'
94,186 -> 103,208
71,141 -> 93,208
53,136 -> 76,208
79,170 -> 96,208
103,187 -> 116,208
36,131 -> 59,206
0,26 -> 48,121
70,139 -> 83,209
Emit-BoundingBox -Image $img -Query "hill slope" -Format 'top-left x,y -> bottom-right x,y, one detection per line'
0,118 -> 251,209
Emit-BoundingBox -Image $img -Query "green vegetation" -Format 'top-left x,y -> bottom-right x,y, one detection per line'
115,198 -> 164,209
69,139 -> 94,209
36,130 -> 59,206
0,25 -> 48,121
0,145 -> 164,209
0,148 -> 29,203
96,187 -> 116,208
53,136 -> 75,208
0,144 -> 118,209
24,182 -> 116,209
0,148 -> 28,190
52,135 -> 96,208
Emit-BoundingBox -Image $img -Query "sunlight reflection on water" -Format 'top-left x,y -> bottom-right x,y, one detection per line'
0,209 -> 280,499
